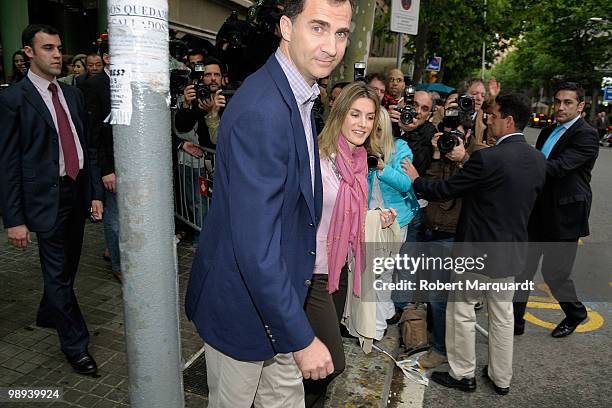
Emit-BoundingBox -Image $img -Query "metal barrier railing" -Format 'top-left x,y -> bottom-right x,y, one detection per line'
174,147 -> 215,233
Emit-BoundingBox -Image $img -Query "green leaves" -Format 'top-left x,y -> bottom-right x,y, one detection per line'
489,0 -> 611,93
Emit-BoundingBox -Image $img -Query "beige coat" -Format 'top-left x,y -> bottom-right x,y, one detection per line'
343,210 -> 403,353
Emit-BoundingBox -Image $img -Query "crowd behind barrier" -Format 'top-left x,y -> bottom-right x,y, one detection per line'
0,13 -> 608,407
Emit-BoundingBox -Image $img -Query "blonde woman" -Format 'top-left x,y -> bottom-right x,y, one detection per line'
305,82 -> 396,407
367,107 -> 419,240
367,107 -> 419,338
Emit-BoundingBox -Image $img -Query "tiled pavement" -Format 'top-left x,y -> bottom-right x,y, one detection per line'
0,220 -> 400,407
0,221 -> 206,407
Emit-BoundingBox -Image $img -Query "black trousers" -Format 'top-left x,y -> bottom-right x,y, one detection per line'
303,267 -> 348,408
513,236 -> 587,329
36,176 -> 89,358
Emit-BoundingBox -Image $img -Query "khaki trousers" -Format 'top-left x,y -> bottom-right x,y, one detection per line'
204,343 -> 304,408
445,273 -> 515,388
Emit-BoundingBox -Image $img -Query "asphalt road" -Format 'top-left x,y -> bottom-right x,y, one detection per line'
407,126 -> 612,407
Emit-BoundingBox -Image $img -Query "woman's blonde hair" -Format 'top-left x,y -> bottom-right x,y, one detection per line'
367,107 -> 396,161
319,81 -> 381,159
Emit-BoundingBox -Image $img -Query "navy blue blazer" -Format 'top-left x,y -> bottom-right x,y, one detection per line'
0,77 -> 103,232
185,55 -> 324,360
530,118 -> 599,239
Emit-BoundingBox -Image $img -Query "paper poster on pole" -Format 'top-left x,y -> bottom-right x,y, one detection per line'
390,0 -> 420,35
108,1 -> 169,125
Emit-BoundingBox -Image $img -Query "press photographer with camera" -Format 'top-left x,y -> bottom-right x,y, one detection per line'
457,77 -> 501,147
411,92 -> 487,369
175,56 -> 228,154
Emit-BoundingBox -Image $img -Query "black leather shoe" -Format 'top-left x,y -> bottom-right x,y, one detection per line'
431,371 -> 476,392
551,317 -> 586,338
35,318 -> 56,329
67,352 -> 98,375
482,365 -> 509,395
514,325 -> 525,336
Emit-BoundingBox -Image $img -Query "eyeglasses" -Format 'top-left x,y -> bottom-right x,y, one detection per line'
389,78 -> 403,84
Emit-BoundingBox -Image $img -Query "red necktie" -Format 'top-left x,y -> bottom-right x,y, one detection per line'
48,82 -> 79,180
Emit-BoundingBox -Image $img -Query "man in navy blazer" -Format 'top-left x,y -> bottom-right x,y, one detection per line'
403,94 -> 547,394
0,25 -> 104,374
513,83 -> 600,338
185,0 -> 353,405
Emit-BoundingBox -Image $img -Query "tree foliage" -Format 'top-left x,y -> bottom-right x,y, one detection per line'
378,0 -> 522,86
489,0 -> 611,97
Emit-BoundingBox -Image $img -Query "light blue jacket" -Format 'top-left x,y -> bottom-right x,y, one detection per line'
367,139 -> 420,228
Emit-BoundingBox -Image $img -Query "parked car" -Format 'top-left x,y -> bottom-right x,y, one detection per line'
530,113 -> 552,128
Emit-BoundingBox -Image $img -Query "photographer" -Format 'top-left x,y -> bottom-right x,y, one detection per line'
457,77 -> 501,146
389,90 -> 437,241
413,93 -> 486,369
175,56 -> 227,152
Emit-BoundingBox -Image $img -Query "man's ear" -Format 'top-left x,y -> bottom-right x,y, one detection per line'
507,115 -> 516,132
23,45 -> 34,59
577,100 -> 586,113
279,15 -> 293,43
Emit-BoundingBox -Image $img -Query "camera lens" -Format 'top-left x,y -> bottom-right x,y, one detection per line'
367,154 -> 379,169
458,95 -> 474,112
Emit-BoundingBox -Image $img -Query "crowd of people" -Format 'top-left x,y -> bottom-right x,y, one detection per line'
0,0 -> 605,406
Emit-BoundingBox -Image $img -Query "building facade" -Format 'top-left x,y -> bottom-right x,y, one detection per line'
0,0 -> 251,83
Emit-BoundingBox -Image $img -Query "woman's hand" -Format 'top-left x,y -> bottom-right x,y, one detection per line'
377,156 -> 385,171
380,208 -> 397,229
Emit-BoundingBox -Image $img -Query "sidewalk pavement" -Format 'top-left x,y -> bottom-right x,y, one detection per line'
0,220 -> 404,407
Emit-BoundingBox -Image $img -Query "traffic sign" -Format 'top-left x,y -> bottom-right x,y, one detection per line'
390,0 -> 421,35
425,57 -> 441,72
604,86 -> 612,102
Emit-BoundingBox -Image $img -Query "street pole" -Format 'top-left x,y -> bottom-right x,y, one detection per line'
108,1 -> 184,407
396,33 -> 403,69
481,0 -> 487,79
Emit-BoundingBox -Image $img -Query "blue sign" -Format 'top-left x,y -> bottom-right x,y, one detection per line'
425,57 -> 441,72
604,87 -> 612,102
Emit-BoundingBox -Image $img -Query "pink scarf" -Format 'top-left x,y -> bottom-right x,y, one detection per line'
327,135 -> 368,296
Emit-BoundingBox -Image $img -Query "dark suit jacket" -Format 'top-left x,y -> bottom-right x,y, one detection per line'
185,55 -> 323,360
530,118 -> 599,239
82,72 -> 114,177
0,77 -> 103,232
414,134 -> 547,277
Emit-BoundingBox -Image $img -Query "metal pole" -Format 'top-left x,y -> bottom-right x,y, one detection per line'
108,1 -> 184,407
396,33 -> 403,69
481,0 -> 487,79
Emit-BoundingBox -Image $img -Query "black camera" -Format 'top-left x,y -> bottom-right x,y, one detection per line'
170,69 -> 190,93
193,80 -> 236,106
456,94 -> 475,112
396,84 -> 417,125
437,130 -> 466,154
354,61 -> 366,82
194,79 -> 213,101
441,107 -> 462,130
367,154 -> 383,169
